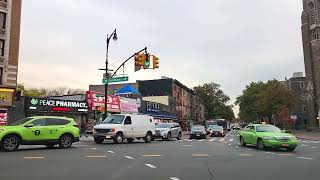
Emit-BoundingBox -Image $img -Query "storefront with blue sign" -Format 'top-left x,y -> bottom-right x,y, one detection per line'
138,101 -> 177,124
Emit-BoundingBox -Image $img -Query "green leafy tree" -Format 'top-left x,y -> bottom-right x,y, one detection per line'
236,80 -> 294,123
194,82 -> 234,120
17,84 -> 84,98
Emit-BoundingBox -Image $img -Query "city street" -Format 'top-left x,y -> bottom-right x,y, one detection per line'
0,130 -> 319,180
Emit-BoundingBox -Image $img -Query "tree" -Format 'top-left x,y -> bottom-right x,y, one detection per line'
17,84 -> 84,98
236,80 -> 294,124
194,82 -> 234,120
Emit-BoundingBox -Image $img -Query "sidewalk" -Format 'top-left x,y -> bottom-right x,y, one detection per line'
293,130 -> 320,141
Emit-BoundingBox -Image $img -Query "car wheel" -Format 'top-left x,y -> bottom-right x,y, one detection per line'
94,137 -> 104,144
257,138 -> 265,150
127,138 -> 134,143
45,144 -> 55,149
113,133 -> 124,144
1,135 -> 20,152
177,132 -> 182,140
59,134 -> 73,149
286,147 -> 296,152
144,132 -> 153,143
240,136 -> 246,146
166,133 -> 171,141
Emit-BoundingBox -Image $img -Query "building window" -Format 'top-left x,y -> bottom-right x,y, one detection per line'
0,67 -> 3,85
0,12 -> 6,30
309,2 -> 316,26
0,39 -> 4,56
300,82 -> 304,89
302,105 -> 306,112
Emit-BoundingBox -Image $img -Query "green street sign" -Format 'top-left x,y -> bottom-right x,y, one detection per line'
102,76 -> 129,84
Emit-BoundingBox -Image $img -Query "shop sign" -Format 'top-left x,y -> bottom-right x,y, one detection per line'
0,109 -> 7,126
0,88 -> 14,107
146,102 -> 160,112
120,97 -> 138,113
25,97 -> 88,113
86,91 -> 120,112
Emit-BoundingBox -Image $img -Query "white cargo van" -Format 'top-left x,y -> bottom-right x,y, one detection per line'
92,114 -> 155,144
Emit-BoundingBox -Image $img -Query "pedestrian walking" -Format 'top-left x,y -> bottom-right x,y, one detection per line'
80,121 -> 88,138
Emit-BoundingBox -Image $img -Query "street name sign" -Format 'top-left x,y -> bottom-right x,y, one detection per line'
102,76 -> 129,83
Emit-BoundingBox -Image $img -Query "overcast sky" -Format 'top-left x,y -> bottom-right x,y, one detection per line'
18,0 -> 304,115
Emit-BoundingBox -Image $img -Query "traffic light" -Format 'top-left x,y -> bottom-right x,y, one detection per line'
134,54 -> 142,72
143,53 -> 150,69
152,55 -> 159,69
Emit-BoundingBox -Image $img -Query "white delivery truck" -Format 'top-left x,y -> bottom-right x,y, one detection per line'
92,114 -> 155,144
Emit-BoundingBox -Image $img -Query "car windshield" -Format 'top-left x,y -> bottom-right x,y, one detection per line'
256,125 -> 281,132
8,117 -> 34,126
191,126 -> 204,131
212,126 -> 223,131
156,124 -> 172,128
102,115 -> 124,124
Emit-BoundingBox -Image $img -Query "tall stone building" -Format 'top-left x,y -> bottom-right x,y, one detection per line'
0,0 -> 22,125
301,0 -> 320,127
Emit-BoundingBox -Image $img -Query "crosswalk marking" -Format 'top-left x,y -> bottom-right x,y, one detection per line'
209,138 -> 216,141
145,164 -> 157,168
198,139 -> 205,142
170,177 -> 181,180
228,139 -> 234,142
125,156 -> 134,160
219,138 -> 225,142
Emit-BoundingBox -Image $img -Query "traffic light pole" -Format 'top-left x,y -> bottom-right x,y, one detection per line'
101,46 -> 147,120
111,47 -> 147,78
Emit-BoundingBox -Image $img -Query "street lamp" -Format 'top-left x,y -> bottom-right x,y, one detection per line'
104,29 -> 118,120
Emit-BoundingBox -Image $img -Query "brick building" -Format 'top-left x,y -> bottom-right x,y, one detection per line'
0,0 -> 22,125
301,0 -> 320,126
138,78 -> 205,122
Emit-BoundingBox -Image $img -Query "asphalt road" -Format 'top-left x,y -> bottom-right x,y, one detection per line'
0,130 -> 319,180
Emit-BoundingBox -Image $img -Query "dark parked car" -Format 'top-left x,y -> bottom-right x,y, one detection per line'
190,125 -> 207,139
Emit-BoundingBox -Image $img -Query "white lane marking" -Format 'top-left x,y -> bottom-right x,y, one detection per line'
225,130 -> 233,137
247,148 -> 252,151
183,139 -> 188,141
228,139 -> 234,142
311,147 -> 317,149
188,139 -> 194,142
209,138 -> 216,141
182,145 -> 192,147
219,138 -> 225,142
265,152 -> 276,155
145,164 -> 157,168
198,139 -> 205,142
170,177 -> 181,180
90,148 -> 97,150
301,144 -> 309,147
107,151 -> 115,153
73,144 -> 89,147
298,157 -> 312,160
228,144 -> 232,146
125,156 -> 134,160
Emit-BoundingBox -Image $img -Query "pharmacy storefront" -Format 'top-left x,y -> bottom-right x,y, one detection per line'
24,97 -> 88,123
